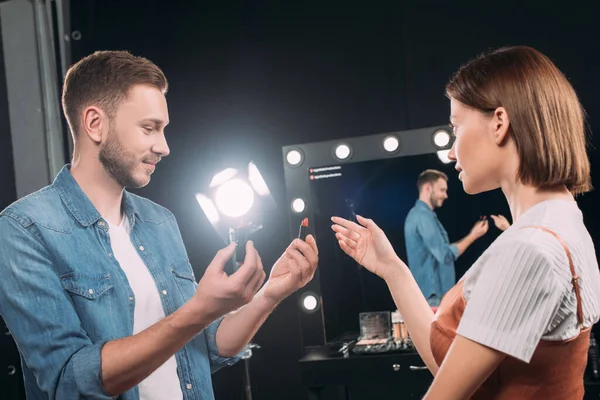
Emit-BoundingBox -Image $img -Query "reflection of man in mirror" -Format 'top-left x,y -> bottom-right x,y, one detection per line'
404,169 -> 488,307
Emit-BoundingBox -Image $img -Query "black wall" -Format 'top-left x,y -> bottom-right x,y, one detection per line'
0,1 -> 595,399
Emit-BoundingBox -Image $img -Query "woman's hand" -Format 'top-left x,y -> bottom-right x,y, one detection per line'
331,215 -> 403,280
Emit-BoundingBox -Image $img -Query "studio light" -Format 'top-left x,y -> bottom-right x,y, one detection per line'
248,162 -> 270,196
433,129 -> 451,148
286,149 -> 303,166
197,163 -> 276,400
437,149 -> 452,164
299,291 -> 320,313
195,194 -> 220,224
334,144 -> 352,160
209,168 -> 238,188
214,179 -> 255,218
383,136 -> 400,153
197,163 -> 275,248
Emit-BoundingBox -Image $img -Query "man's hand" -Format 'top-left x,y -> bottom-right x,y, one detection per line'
193,241 -> 266,324
262,235 -> 319,306
470,218 -> 489,240
490,214 -> 511,231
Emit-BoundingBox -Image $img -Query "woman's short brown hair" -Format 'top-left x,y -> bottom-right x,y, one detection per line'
62,50 -> 168,138
446,46 -> 591,195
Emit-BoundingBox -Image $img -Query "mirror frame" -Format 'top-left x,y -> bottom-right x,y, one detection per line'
282,125 -> 454,351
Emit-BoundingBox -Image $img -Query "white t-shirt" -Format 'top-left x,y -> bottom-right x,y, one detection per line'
457,199 -> 600,363
108,217 -> 183,400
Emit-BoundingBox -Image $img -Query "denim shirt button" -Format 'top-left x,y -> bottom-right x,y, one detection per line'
161,290 -> 167,296
88,289 -> 94,295
139,245 -> 145,251
186,383 -> 192,390
129,296 -> 134,301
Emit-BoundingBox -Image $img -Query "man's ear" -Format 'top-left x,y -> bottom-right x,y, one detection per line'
424,182 -> 432,194
81,106 -> 106,144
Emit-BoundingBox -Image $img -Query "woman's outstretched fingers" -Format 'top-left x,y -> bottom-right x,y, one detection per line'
335,232 -> 357,249
331,223 -> 361,241
331,216 -> 364,233
357,215 -> 377,231
338,240 -> 355,257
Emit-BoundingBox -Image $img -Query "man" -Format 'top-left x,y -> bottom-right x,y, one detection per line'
404,169 -> 487,306
0,51 -> 319,400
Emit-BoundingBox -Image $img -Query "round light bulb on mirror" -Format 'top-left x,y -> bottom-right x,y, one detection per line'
303,295 -> 318,311
291,198 -> 306,213
286,149 -> 303,166
437,149 -> 452,164
433,129 -> 451,148
383,136 -> 399,153
214,179 -> 255,218
334,144 -> 351,160
299,291 -> 320,313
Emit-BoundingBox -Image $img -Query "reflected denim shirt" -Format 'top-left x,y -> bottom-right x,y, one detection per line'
404,200 -> 459,299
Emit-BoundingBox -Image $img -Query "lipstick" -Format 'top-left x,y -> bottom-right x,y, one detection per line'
298,218 -> 308,240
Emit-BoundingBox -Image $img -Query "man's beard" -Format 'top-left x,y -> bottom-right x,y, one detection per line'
430,193 -> 444,209
98,130 -> 148,189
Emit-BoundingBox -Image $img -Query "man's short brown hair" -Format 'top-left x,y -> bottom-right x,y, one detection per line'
417,169 -> 448,192
446,46 -> 591,195
62,50 -> 168,138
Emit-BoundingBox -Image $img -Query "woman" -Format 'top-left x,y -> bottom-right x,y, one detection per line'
332,46 -> 600,399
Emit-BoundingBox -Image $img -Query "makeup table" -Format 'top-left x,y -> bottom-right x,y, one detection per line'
299,347 -> 432,400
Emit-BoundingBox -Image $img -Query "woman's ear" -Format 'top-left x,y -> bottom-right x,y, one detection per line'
492,107 -> 511,145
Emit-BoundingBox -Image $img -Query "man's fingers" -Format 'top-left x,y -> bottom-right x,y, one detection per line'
247,266 -> 265,299
207,242 -> 236,273
249,252 -> 266,295
231,241 -> 260,285
256,251 -> 264,273
286,248 -> 309,285
284,250 -> 304,283
242,241 -> 257,269
251,270 -> 266,295
289,239 -> 318,269
306,234 -> 319,256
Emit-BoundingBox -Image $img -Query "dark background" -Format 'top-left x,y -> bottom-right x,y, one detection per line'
1,1 -> 599,399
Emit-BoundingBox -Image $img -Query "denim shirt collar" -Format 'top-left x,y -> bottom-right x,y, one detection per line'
415,199 -> 434,214
53,165 -> 140,227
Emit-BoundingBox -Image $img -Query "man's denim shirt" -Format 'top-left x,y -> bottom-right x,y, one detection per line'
0,166 -> 239,400
404,200 -> 459,299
